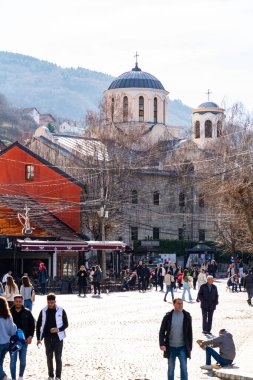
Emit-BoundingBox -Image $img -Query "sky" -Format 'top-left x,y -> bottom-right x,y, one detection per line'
1,0 -> 253,110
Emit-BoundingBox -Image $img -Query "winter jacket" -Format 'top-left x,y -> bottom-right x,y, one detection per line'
197,272 -> 207,288
93,270 -> 102,283
198,283 -> 219,310
159,309 -> 193,359
77,270 -> 88,285
244,273 -> 253,290
38,268 -> 48,284
164,274 -> 174,286
4,285 -> 19,302
10,305 -> 35,339
0,316 -> 17,344
203,331 -> 236,361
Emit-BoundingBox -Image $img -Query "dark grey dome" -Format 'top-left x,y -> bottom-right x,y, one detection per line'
108,64 -> 165,90
198,101 -> 219,108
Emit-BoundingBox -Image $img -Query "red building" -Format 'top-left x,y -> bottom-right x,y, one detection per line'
0,142 -> 85,278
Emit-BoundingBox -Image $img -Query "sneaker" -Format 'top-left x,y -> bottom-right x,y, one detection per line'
200,364 -> 213,370
48,377 -> 54,380
18,377 -> 23,380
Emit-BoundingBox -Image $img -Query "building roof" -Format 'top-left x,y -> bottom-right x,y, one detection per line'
108,63 -> 165,90
198,101 -> 219,108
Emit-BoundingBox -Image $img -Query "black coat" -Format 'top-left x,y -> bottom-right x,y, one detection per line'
244,273 -> 253,290
198,283 -> 219,310
159,309 -> 193,359
10,305 -> 35,339
77,270 -> 88,285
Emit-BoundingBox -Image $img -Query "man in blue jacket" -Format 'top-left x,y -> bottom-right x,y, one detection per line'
197,275 -> 219,334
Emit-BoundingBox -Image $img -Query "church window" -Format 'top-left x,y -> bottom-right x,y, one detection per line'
139,96 -> 144,121
131,227 -> 138,241
195,121 -> 200,138
25,164 -> 34,181
205,120 -> 212,138
153,191 -> 159,205
123,96 -> 128,122
153,227 -> 160,239
217,121 -> 222,137
154,97 -> 158,123
131,190 -> 138,204
199,229 -> 205,241
179,192 -> 185,207
111,97 -> 115,121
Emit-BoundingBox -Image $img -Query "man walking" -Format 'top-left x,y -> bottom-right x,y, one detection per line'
197,275 -> 218,334
159,298 -> 193,380
244,269 -> 253,305
198,328 -> 236,370
36,293 -> 68,380
10,295 -> 35,380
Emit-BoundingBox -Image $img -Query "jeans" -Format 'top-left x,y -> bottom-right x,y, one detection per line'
202,308 -> 214,333
24,299 -> 32,310
45,336 -> 63,378
164,285 -> 174,301
94,282 -> 101,295
168,346 -> 188,380
10,344 -> 27,379
206,346 -> 233,366
158,276 -> 164,291
40,282 -> 46,295
138,277 -> 146,291
182,283 -> 193,301
0,343 -> 9,379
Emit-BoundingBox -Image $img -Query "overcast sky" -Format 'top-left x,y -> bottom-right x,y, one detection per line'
1,0 -> 253,110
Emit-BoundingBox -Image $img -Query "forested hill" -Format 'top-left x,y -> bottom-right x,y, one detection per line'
0,51 -> 192,126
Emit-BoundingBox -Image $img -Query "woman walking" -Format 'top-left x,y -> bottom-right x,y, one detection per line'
4,276 -> 19,308
163,270 -> 174,302
182,269 -> 193,302
93,265 -> 102,296
20,276 -> 34,310
0,296 -> 17,380
77,265 -> 88,297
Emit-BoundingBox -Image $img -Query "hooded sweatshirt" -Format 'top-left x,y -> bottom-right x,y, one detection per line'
203,331 -> 236,361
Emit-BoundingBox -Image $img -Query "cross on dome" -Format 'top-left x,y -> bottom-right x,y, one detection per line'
206,89 -> 212,101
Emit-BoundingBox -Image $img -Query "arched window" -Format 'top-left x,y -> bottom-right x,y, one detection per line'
217,120 -> 222,137
111,97 -> 115,121
153,191 -> 159,205
179,192 -> 185,207
195,121 -> 200,138
123,96 -> 128,122
205,120 -> 212,138
131,190 -> 138,204
139,96 -> 144,121
154,97 -> 158,123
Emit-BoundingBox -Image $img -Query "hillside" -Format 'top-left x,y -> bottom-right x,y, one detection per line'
0,51 -> 192,126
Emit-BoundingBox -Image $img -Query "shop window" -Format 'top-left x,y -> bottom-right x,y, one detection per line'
205,120 -> 212,138
123,96 -> 128,122
131,189 -> 138,204
154,97 -> 158,123
199,229 -> 206,241
131,227 -> 138,241
153,191 -> 159,205
25,164 -> 34,181
58,256 -> 78,277
195,121 -> 200,138
153,227 -> 160,239
139,96 -> 144,121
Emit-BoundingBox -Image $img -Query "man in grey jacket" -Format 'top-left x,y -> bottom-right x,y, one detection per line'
197,329 -> 235,370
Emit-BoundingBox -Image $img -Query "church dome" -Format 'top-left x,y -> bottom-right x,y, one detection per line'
198,101 -> 219,108
108,64 -> 165,90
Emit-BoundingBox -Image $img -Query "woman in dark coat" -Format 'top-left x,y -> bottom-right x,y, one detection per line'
77,265 -> 88,297
93,265 -> 102,296
38,262 -> 48,295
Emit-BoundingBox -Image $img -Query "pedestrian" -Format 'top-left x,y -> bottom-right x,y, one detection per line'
2,271 -> 12,288
227,264 -> 235,278
196,268 -> 207,302
20,276 -> 34,311
38,262 -> 48,295
158,264 -> 166,292
244,269 -> 253,306
89,266 -> 95,294
238,259 -> 244,277
9,295 -> 35,380
176,267 -> 183,290
197,275 -> 219,334
4,276 -> 19,308
0,282 -> 4,295
136,261 -> 145,292
143,263 -> 151,290
191,267 -> 199,290
0,296 -> 17,380
182,270 -> 193,302
154,264 -> 160,291
164,270 -> 174,302
76,265 -> 88,297
198,328 -> 236,370
159,297 -> 193,380
93,265 -> 102,296
36,293 -> 68,380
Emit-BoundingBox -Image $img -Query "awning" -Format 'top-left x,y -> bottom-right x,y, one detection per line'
16,239 -> 126,252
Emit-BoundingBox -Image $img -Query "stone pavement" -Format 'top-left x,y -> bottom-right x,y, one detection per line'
3,279 -> 253,380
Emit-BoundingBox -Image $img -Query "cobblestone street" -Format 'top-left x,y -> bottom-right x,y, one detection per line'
6,279 -> 253,380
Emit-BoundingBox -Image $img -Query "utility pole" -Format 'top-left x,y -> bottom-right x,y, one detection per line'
98,164 -> 108,279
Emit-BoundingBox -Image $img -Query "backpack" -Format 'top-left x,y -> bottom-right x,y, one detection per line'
9,328 -> 26,355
